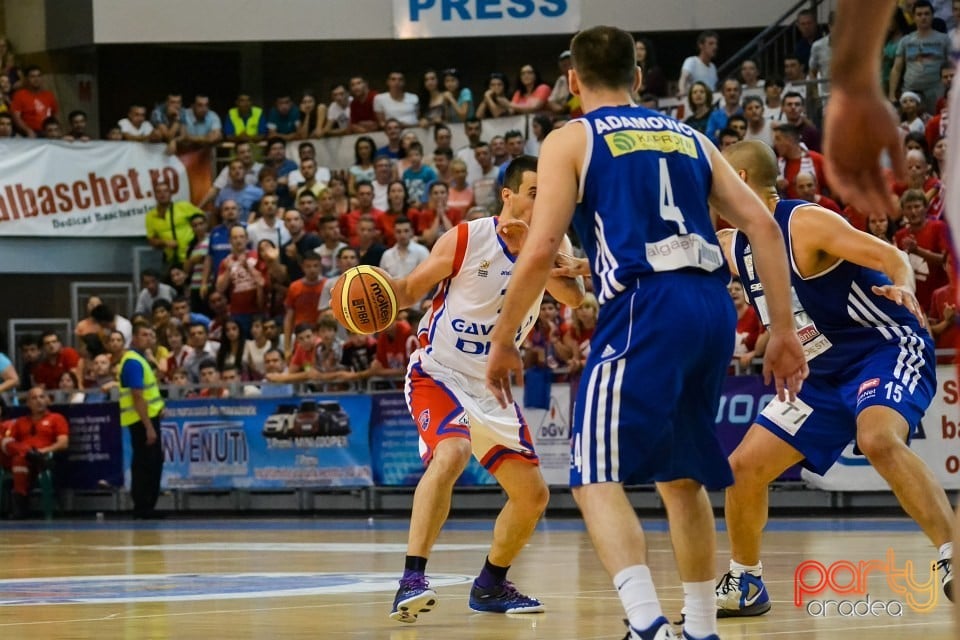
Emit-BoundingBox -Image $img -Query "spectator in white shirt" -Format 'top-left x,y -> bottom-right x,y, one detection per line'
677,30 -> 719,96
380,216 -> 429,279
119,105 -> 155,142
373,71 -> 420,128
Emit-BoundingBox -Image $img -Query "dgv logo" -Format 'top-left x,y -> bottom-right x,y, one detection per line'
537,396 -> 568,440
394,0 -> 579,39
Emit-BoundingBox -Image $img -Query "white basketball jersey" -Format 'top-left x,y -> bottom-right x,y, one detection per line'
417,217 -> 543,380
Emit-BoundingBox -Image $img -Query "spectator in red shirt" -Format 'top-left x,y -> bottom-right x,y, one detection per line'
216,226 -> 269,337
0,387 -> 69,518
730,279 -> 766,371
348,75 -> 378,133
892,150 -> 944,219
9,65 -> 58,137
340,181 -> 386,246
368,319 -> 414,384
283,253 -> 326,355
794,172 -> 843,214
894,189 -> 951,313
773,124 -> 828,199
31,331 -> 80,390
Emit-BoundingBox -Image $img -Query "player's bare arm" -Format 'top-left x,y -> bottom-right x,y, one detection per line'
790,204 -> 925,324
544,235 -> 585,308
715,228 -> 739,278
824,0 -> 904,217
487,124 -> 583,406
706,140 -> 808,399
390,227 -> 457,309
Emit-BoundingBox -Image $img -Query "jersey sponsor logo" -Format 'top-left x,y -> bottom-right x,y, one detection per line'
417,409 -> 431,431
743,254 -> 756,280
600,344 -> 616,358
646,232 -> 724,272
603,130 -> 699,160
857,378 -> 881,396
749,282 -> 763,293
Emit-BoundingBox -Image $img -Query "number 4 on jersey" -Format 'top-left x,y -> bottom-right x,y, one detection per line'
658,157 -> 688,235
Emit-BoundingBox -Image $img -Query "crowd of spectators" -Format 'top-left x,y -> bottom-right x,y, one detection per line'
3,1 -> 960,393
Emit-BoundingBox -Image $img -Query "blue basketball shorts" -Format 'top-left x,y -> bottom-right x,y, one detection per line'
570,271 -> 736,490
754,337 -> 936,475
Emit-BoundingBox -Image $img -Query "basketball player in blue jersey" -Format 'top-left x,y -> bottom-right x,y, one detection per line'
714,140 -> 955,618
383,156 -> 585,623
813,0 -> 959,626
486,26 -> 807,640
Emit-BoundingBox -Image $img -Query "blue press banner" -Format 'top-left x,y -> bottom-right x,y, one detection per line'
149,395 -> 373,489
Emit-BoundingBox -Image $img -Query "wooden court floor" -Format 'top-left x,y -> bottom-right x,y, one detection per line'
0,517 -> 955,639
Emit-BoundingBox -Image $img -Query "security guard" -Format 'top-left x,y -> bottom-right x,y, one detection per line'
118,322 -> 165,518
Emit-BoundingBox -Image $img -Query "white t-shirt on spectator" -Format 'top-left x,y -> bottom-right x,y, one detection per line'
457,146 -> 484,184
119,119 -> 154,137
681,56 -> 718,91
380,241 -> 430,279
247,217 -> 291,249
213,163 -> 263,190
373,92 -> 420,126
287,167 -> 332,189
373,180 -> 390,212
327,100 -> 351,131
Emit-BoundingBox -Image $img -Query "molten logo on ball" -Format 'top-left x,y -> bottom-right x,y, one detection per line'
367,280 -> 394,325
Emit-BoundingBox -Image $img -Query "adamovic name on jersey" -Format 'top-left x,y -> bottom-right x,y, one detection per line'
595,114 -> 700,160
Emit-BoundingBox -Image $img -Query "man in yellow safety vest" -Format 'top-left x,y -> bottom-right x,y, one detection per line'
118,323 -> 165,519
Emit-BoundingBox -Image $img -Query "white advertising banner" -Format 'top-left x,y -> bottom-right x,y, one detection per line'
522,383 -> 572,487
393,0 -> 580,39
0,140 -> 188,237
803,365 -> 960,490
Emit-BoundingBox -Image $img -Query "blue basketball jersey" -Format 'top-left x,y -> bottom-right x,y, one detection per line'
732,199 -> 932,380
571,105 -> 727,306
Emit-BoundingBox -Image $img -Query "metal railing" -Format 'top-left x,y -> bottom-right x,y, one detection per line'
716,0 -> 830,83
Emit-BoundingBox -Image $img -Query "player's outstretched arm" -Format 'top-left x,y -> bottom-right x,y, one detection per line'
390,227 -> 457,310
488,124 -> 583,407
791,204 -> 925,325
824,0 -> 904,217
706,140 -> 808,400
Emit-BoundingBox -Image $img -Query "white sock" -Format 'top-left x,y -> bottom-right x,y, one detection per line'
730,559 -> 762,576
613,565 -> 663,632
939,542 -> 953,561
682,580 -> 718,639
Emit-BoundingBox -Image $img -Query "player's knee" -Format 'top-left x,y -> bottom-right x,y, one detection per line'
430,438 -> 473,476
856,428 -> 903,464
523,476 -> 550,515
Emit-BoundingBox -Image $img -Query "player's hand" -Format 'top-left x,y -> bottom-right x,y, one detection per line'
486,341 -> 524,409
497,219 -> 529,254
823,87 -> 905,219
871,284 -> 926,327
762,330 -> 808,402
552,252 -> 590,278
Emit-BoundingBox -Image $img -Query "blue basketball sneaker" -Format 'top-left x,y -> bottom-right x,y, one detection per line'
715,570 -> 771,618
388,574 -> 438,623
468,580 -> 544,614
622,616 -> 679,640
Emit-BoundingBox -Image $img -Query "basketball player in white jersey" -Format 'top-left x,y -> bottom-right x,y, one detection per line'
821,0 -> 957,625
384,156 -> 585,623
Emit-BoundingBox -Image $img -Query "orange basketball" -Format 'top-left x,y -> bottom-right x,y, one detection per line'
330,265 -> 398,335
